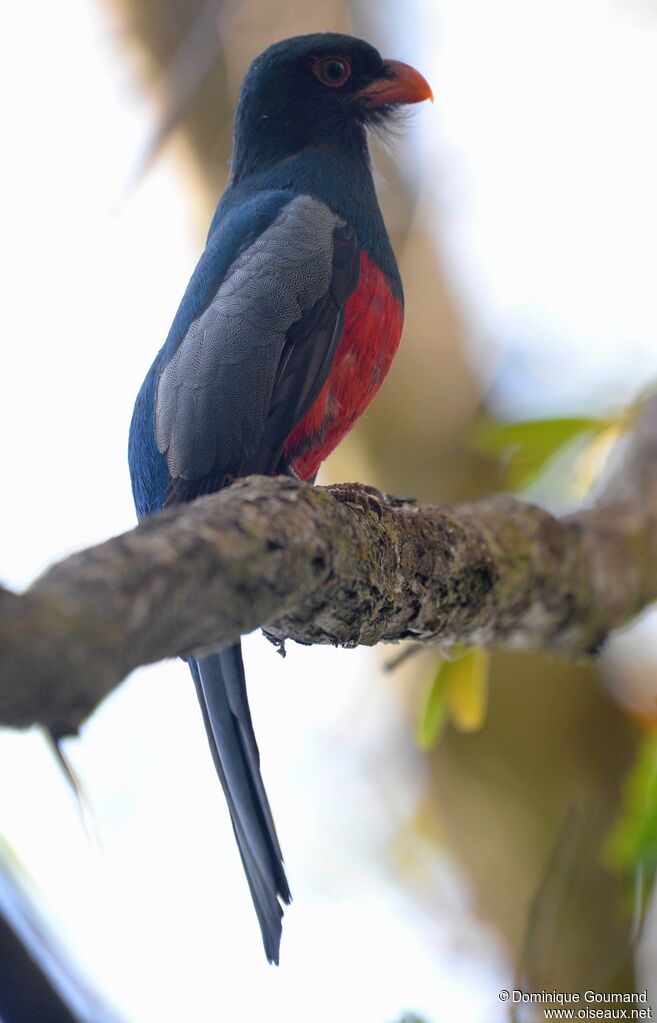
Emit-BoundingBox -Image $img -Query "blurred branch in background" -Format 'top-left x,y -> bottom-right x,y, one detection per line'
0,840 -> 122,1023
121,0 -> 228,192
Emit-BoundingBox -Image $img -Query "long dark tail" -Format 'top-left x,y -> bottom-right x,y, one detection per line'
189,644 -> 291,964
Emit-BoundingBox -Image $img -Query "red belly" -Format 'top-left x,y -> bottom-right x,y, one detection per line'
284,252 -> 404,481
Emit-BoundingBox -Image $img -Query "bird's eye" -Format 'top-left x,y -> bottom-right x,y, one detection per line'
312,56 -> 352,88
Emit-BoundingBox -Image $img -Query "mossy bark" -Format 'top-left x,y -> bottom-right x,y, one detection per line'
3,395 -> 657,735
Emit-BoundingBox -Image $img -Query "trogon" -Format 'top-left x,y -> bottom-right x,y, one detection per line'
128,32 -> 432,964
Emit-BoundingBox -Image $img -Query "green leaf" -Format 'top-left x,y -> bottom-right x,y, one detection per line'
469,414 -> 610,489
604,733 -> 657,880
416,647 -> 490,749
416,658 -> 450,750
447,647 -> 490,732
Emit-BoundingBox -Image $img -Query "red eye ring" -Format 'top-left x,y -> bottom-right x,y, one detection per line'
311,56 -> 352,88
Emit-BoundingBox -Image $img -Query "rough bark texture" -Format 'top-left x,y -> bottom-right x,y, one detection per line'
2,398 -> 657,735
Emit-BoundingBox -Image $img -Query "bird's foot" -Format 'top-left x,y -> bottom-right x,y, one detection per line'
330,482 -> 388,520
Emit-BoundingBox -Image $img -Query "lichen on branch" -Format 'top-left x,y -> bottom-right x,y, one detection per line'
3,398 -> 657,736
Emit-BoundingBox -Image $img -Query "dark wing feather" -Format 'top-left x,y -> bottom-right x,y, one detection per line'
248,221 -> 360,475
154,195 -> 360,504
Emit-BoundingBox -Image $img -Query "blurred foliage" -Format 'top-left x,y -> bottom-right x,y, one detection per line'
469,408 -> 636,496
416,658 -> 450,751
469,414 -> 610,491
417,646 -> 490,749
517,805 -> 633,996
428,649 -> 638,994
605,734 -> 657,899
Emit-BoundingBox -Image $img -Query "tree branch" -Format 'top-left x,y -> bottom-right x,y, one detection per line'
3,398 -> 657,735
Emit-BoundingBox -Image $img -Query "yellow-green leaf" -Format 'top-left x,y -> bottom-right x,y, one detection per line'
447,648 -> 490,732
469,414 -> 610,490
416,659 -> 450,750
417,648 -> 491,749
604,733 -> 657,879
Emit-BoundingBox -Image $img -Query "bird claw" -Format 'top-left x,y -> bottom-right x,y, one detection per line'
331,482 -> 387,520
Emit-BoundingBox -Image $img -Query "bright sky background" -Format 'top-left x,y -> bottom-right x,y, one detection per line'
415,0 -> 657,417
2,0 -> 657,1019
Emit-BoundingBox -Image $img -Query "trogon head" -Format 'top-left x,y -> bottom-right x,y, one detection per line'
231,32 -> 433,180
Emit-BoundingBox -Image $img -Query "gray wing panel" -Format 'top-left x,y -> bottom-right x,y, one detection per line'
154,195 -> 342,482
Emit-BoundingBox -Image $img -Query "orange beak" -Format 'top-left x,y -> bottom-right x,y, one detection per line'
357,59 -> 434,106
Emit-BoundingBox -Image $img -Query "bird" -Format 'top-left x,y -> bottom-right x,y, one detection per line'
128,32 -> 432,965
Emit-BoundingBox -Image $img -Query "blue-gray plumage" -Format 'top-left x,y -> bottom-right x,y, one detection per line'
130,188 -> 359,965
128,31 -> 431,964
154,196 -> 351,491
